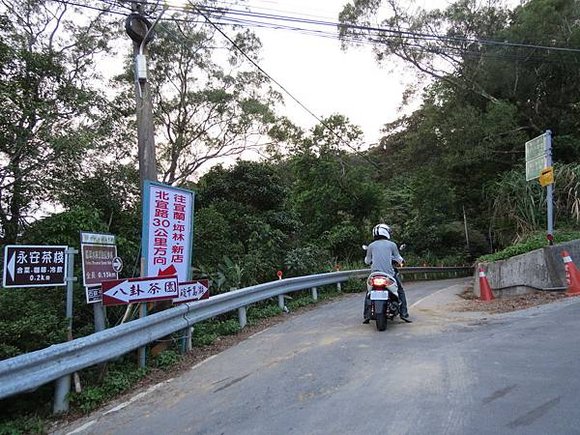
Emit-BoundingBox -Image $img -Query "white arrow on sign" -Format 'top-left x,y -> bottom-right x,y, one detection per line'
102,276 -> 178,306
173,280 -> 210,303
6,251 -> 15,281
112,256 -> 123,273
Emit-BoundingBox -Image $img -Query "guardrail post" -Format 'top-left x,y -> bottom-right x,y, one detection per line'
238,306 -> 247,329
53,248 -> 77,414
311,287 -> 318,301
278,295 -> 285,310
337,282 -> 342,292
184,327 -> 193,353
53,375 -> 71,414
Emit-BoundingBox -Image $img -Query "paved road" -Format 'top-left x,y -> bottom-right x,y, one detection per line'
55,278 -> 580,435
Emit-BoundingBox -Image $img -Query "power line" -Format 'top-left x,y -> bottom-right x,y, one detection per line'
181,1 -> 372,160
50,0 -> 580,149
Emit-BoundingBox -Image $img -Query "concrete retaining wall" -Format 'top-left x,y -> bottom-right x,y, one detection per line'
474,240 -> 580,297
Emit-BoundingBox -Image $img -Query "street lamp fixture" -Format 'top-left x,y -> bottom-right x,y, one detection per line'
130,0 -> 190,86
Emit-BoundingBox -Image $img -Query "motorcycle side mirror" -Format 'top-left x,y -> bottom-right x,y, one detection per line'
362,244 -> 368,251
399,243 -> 407,251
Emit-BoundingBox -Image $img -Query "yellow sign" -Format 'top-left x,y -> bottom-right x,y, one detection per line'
539,166 -> 554,187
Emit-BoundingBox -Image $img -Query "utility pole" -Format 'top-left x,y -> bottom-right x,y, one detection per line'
125,1 -> 160,368
126,1 -> 158,189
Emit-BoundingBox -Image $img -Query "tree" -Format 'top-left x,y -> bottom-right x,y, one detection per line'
0,0 -> 117,243
195,160 -> 299,284
287,116 -> 384,260
338,0 -> 512,103
339,0 -> 580,253
111,10 -> 283,187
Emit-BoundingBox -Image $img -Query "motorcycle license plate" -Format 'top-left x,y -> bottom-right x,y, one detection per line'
370,291 -> 389,300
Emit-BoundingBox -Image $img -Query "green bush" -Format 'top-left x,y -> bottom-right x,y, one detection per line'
478,230 -> 580,262
284,245 -> 331,277
70,366 -> 148,414
215,319 -> 241,336
0,288 -> 68,360
192,318 -> 240,346
286,293 -> 315,310
154,350 -> 181,370
341,278 -> 365,293
247,304 -> 283,323
0,415 -> 45,435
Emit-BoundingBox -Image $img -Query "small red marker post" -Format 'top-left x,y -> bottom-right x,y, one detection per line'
276,270 -> 285,310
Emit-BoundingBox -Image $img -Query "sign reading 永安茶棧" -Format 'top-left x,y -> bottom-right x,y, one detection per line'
142,181 -> 195,282
2,245 -> 68,288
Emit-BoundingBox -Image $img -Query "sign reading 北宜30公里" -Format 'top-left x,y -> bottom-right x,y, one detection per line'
142,181 -> 195,282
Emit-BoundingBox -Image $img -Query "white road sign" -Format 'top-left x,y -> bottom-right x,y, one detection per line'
102,275 -> 178,306
142,182 -> 195,282
173,279 -> 210,304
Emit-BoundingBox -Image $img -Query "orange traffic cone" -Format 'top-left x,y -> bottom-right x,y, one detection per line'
561,251 -> 580,296
478,268 -> 495,301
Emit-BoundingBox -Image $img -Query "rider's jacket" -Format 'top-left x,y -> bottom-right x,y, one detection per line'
364,239 -> 404,277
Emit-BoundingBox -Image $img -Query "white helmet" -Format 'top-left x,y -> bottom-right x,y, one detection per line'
372,223 -> 391,240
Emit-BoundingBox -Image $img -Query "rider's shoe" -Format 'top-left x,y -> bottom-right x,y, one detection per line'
400,314 -> 412,323
362,318 -> 370,324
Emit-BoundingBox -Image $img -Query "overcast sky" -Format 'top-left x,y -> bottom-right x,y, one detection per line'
239,0 -> 451,146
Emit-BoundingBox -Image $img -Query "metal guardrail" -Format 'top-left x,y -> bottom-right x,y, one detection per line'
0,266 -> 472,404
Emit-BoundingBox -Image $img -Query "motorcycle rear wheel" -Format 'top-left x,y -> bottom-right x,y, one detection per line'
376,311 -> 387,331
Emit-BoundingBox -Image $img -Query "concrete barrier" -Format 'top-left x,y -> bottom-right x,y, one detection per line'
474,240 -> 580,297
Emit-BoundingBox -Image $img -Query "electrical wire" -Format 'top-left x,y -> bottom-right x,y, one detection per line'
177,0 -> 371,158
50,0 -> 580,153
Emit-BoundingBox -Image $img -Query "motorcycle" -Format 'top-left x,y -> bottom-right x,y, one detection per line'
362,244 -> 405,331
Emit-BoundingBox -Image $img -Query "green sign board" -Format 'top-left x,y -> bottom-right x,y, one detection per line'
525,134 -> 547,181
526,155 -> 546,181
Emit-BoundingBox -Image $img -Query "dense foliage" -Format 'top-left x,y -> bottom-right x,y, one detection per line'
1,0 -> 579,356
1,1 -> 579,429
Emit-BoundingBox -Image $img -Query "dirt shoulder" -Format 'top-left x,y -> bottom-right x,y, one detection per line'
452,286 -> 568,314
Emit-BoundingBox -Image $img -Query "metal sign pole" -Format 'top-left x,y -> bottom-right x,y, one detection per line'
545,130 -> 554,244
93,302 -> 107,332
53,248 -> 77,414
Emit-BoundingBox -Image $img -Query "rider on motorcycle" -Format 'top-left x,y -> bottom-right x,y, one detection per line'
363,223 -> 412,323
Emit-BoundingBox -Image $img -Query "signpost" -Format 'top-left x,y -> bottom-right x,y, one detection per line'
173,279 -> 210,304
525,131 -> 554,244
140,181 -> 195,364
525,134 -> 547,181
80,231 -> 122,334
2,244 -> 78,413
3,245 -> 68,288
142,181 -> 195,282
102,275 -> 179,306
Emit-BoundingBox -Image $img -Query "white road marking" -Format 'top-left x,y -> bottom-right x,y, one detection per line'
191,354 -> 217,370
65,420 -> 96,434
410,287 -> 453,308
103,378 -> 174,415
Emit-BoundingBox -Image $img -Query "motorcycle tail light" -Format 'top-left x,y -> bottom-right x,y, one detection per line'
370,276 -> 393,288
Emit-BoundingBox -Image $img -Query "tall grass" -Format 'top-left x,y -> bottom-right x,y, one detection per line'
487,163 -> 580,245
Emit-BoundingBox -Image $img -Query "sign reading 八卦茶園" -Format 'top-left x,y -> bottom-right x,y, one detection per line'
141,181 -> 195,282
